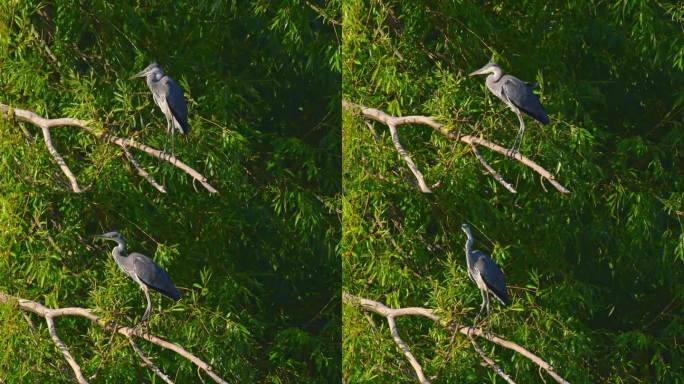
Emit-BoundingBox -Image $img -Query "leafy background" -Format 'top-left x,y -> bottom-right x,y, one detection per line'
342,1 -> 683,382
0,1 -> 340,382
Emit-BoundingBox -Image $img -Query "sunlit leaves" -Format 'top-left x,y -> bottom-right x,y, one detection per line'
343,0 -> 683,382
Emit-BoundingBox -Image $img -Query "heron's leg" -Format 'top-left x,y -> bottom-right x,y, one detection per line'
507,112 -> 526,157
162,116 -> 172,154
478,287 -> 487,317
171,124 -> 176,155
141,285 -> 153,323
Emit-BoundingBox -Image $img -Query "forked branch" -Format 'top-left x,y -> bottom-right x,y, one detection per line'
0,103 -> 218,193
343,292 -> 570,384
342,101 -> 570,194
0,292 -> 228,384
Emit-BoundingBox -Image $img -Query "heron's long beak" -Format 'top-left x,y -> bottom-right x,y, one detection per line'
468,67 -> 487,77
129,69 -> 147,79
94,234 -> 109,240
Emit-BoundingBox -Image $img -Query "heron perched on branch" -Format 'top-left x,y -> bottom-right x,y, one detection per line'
461,224 -> 510,315
96,231 -> 181,323
131,63 -> 189,153
469,63 -> 549,156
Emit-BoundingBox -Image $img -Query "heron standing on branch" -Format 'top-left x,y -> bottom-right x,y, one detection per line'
131,63 -> 189,153
96,231 -> 181,323
469,63 -> 549,156
461,224 -> 510,315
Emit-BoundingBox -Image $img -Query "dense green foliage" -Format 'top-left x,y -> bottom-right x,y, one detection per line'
343,1 -> 683,382
0,1 -> 340,382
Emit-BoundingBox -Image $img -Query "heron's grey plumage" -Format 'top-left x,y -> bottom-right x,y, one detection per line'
96,231 -> 181,322
132,63 -> 189,153
461,224 -> 510,315
469,63 -> 548,154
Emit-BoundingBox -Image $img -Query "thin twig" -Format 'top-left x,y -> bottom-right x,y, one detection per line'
343,292 -> 570,384
343,101 -> 570,194
470,144 -> 516,193
0,103 -> 218,193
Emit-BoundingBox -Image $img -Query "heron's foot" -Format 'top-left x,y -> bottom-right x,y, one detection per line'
506,147 -> 519,158
133,319 -> 148,334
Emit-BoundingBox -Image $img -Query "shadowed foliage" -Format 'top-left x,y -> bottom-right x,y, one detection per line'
0,1 -> 340,382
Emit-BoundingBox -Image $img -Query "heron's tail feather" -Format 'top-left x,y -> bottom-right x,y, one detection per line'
521,104 -> 549,125
491,288 -> 511,306
150,284 -> 182,301
173,117 -> 190,135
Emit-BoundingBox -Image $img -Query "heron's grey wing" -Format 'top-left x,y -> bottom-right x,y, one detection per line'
161,76 -> 189,134
501,75 -> 549,124
131,253 -> 181,301
472,250 -> 510,305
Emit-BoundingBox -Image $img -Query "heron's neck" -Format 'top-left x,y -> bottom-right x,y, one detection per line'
488,67 -> 503,82
464,232 -> 474,267
111,240 -> 127,261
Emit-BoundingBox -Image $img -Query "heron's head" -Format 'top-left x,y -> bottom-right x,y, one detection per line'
131,63 -> 163,79
461,223 -> 471,235
468,63 -> 500,77
95,231 -> 124,243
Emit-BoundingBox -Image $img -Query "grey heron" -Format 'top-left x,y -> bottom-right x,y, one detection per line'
96,231 -> 181,323
461,223 -> 510,315
469,63 -> 549,155
131,63 -> 189,153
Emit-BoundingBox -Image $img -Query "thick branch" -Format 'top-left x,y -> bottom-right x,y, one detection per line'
0,292 -> 228,384
0,103 -> 218,193
343,292 -> 570,384
343,101 -> 570,194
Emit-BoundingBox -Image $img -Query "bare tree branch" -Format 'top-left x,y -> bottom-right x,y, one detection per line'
469,335 -> 516,384
342,101 -> 570,194
128,335 -> 175,384
470,144 -> 516,193
0,292 -> 228,384
0,103 -> 218,194
45,315 -> 89,384
39,125 -> 82,192
388,121 -> 432,193
343,292 -> 570,384
387,314 -> 430,383
122,146 -> 167,193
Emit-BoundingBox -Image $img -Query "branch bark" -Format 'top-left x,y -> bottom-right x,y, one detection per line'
128,335 -> 175,384
0,292 -> 228,384
386,314 -> 430,383
0,103 -> 218,194
122,146 -> 167,193
342,101 -> 570,194
470,144 -> 516,193
45,315 -> 88,383
343,292 -> 570,384
469,335 -> 516,384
